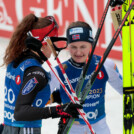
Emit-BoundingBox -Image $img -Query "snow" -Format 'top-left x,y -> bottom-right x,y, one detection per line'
0,38 -> 123,134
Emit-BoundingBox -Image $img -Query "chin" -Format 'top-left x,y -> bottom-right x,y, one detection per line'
75,59 -> 85,63
73,56 -> 86,63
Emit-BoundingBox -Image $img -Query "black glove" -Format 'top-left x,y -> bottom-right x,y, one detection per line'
110,0 -> 125,7
52,90 -> 62,104
0,124 -> 4,134
50,102 -> 82,118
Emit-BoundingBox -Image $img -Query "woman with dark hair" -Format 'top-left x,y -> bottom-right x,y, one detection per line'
51,21 -> 123,134
2,14 -> 82,134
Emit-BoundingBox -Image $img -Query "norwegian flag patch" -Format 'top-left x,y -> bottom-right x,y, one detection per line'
72,34 -> 80,40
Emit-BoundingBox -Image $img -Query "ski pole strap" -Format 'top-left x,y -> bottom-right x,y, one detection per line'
57,118 -> 74,134
123,87 -> 134,94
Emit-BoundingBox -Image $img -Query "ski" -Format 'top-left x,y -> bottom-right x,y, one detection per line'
122,0 -> 134,134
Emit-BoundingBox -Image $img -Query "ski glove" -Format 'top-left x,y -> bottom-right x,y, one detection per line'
110,0 -> 125,7
50,102 -> 82,118
0,124 -> 4,134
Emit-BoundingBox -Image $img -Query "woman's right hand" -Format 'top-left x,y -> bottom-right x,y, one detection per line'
50,102 -> 82,118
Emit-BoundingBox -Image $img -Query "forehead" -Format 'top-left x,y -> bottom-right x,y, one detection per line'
69,41 -> 92,47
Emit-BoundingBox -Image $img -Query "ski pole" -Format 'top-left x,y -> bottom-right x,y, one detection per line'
45,37 -> 95,134
75,0 -> 112,96
62,1 -> 133,132
60,0 -> 113,133
59,0 -> 117,133
80,0 -> 134,101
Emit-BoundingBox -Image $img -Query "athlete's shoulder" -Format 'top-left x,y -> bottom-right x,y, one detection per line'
93,54 -> 101,59
103,58 -> 122,81
23,58 -> 41,66
92,55 -> 101,62
103,59 -> 123,94
104,58 -> 115,69
55,60 -> 69,70
19,58 -> 41,72
103,58 -> 117,76
91,55 -> 102,67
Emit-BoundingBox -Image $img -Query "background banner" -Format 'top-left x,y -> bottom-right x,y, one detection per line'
0,0 -> 122,60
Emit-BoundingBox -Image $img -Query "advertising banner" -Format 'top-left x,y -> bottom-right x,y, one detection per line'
0,0 -> 122,60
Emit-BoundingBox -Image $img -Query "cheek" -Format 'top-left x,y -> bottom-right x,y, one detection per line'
68,48 -> 74,55
45,45 -> 51,51
42,45 -> 52,55
85,49 -> 90,55
85,46 -> 91,54
47,47 -> 52,56
47,46 -> 51,52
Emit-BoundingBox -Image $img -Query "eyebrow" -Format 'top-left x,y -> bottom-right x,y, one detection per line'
70,44 -> 86,47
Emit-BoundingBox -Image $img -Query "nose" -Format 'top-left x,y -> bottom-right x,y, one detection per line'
75,48 -> 81,55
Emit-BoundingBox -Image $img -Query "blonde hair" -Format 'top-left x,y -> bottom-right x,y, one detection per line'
67,21 -> 90,29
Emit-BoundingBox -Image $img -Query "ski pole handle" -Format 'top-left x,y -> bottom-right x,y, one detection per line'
45,37 -> 58,58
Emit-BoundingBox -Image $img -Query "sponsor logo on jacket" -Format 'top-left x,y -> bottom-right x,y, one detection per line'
22,77 -> 38,95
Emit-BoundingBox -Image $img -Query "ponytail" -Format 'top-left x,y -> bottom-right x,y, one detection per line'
3,14 -> 37,66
